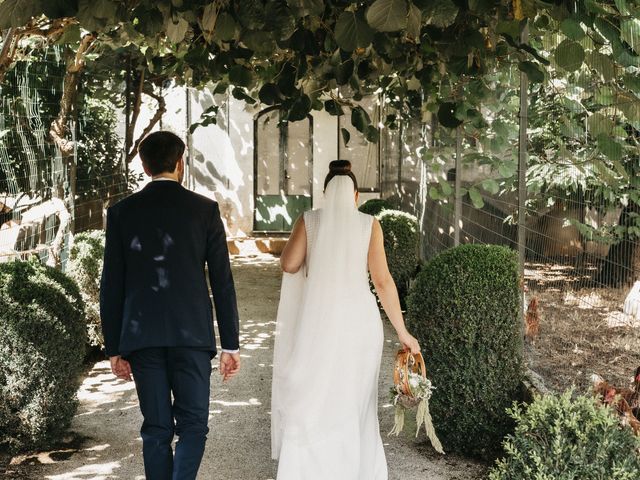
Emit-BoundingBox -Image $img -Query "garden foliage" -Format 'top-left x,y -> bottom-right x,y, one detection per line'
490,391 -> 640,479
377,209 -> 419,301
407,244 -> 523,457
0,259 -> 86,451
67,230 -> 105,349
358,198 -> 393,216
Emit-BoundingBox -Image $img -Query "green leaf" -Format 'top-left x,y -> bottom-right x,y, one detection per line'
586,51 -> 615,81
94,0 -> 118,19
201,3 -> 218,32
365,125 -> 380,142
623,73 -> 640,95
587,112 -> 614,137
498,161 -> 517,178
560,18 -> 585,41
242,30 -> 276,53
287,0 -> 324,17
437,102 -> 462,128
618,93 -> 640,123
341,127 -> 351,147
424,0 -> 459,28
351,106 -> 371,133
554,39 -> 585,72
213,12 -> 238,41
518,61 -> 544,83
229,65 -> 254,88
406,3 -> 422,41
594,86 -> 615,105
288,94 -> 311,121
468,187 -> 485,209
231,87 -> 257,104
42,0 -> 78,18
259,84 -> 281,105
366,0 -> 408,33
621,19 -> 640,55
335,9 -> 374,52
56,23 -> 82,45
0,0 -> 43,28
481,179 -> 500,195
166,16 -> 189,43
597,136 -> 623,162
236,0 -> 266,30
438,177 -> 453,196
324,99 -> 344,116
428,185 -> 442,200
77,0 -> 106,30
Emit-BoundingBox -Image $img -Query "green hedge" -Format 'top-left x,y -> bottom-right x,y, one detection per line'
490,391 -> 640,479
67,230 -> 105,349
407,244 -> 523,458
377,210 -> 419,302
0,259 -> 86,451
358,198 -> 393,216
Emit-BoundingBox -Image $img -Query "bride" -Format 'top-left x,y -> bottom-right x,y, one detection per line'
271,160 -> 421,479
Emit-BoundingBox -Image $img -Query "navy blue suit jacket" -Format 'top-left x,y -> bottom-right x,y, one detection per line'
99,180 -> 240,357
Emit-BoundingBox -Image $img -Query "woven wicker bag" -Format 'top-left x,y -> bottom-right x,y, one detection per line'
389,349 -> 444,454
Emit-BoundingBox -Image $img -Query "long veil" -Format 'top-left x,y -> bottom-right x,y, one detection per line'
271,176 -> 365,459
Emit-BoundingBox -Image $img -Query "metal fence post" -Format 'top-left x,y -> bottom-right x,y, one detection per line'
518,24 -> 530,341
454,125 -> 462,246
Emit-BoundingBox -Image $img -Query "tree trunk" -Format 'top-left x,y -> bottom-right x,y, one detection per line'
125,84 -> 167,164
48,34 -> 95,267
596,200 -> 640,287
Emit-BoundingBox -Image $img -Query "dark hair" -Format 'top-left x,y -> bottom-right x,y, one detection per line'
139,131 -> 185,175
324,160 -> 358,191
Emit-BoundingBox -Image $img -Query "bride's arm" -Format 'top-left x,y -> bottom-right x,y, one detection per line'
280,216 -> 307,273
368,219 -> 421,354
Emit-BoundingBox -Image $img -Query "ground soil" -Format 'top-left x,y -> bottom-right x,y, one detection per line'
6,255 -> 487,480
525,261 -> 640,394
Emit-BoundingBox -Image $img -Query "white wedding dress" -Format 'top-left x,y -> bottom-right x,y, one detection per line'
271,176 -> 388,480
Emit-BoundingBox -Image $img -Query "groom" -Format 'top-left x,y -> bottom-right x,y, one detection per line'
100,131 -> 240,479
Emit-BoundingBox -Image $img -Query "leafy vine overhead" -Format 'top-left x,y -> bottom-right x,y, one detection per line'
0,0 -> 639,140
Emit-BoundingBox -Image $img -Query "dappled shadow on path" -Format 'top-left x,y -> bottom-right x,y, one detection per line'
11,255 -> 486,480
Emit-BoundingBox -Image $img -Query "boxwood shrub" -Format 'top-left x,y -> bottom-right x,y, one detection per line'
490,391 -> 640,479
377,210 -> 419,302
406,244 -> 523,458
67,230 -> 105,349
358,198 -> 393,216
0,259 -> 86,451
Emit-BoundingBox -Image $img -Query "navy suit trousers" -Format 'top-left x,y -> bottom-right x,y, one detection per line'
127,348 -> 212,480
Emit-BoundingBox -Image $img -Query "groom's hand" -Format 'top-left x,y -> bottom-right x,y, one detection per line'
110,356 -> 132,381
219,352 -> 241,382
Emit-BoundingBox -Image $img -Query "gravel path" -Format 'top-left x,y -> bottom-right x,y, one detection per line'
9,255 -> 486,480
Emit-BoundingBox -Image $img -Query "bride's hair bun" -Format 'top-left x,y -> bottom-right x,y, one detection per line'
324,160 -> 358,191
329,160 -> 352,174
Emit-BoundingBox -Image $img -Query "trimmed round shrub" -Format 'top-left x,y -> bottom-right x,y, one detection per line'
0,259 -> 86,451
378,210 -> 419,301
67,230 -> 105,349
406,244 -> 523,458
359,198 -> 393,216
490,391 -> 640,479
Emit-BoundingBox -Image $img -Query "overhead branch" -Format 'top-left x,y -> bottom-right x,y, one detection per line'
0,28 -> 18,82
49,33 -> 97,157
126,86 -> 167,164
0,18 -> 79,81
125,68 -> 145,155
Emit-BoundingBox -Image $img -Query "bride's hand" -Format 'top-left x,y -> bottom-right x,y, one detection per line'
398,331 -> 421,354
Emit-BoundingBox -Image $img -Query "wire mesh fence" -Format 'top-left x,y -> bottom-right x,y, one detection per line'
405,30 -> 640,391
0,47 -> 129,267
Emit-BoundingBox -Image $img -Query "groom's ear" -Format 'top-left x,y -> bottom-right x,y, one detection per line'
142,161 -> 152,177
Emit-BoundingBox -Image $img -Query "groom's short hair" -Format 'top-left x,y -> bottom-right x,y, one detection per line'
139,131 -> 185,175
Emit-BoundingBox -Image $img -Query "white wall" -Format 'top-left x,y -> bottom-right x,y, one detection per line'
131,86 -> 384,236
